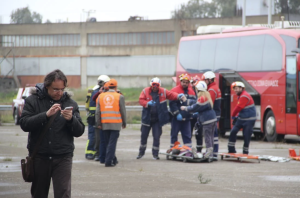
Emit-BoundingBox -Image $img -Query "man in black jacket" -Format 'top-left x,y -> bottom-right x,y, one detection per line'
20,69 -> 85,198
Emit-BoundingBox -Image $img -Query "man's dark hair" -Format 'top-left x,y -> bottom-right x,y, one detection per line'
44,69 -> 68,88
109,86 -> 116,89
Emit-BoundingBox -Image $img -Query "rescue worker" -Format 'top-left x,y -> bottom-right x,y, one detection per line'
137,77 -> 181,160
228,81 -> 256,154
181,81 -> 217,159
169,74 -> 196,148
201,71 -> 221,160
85,75 -> 110,160
96,79 -> 126,167
92,75 -> 110,161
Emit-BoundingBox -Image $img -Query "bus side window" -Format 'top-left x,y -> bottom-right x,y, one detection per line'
299,71 -> 300,101
286,56 -> 297,114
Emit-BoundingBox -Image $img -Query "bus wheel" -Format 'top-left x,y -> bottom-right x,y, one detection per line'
264,111 -> 277,142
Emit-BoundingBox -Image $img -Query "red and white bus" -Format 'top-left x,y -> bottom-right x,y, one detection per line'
176,25 -> 300,142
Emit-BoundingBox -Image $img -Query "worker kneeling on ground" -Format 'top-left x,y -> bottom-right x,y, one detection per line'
228,82 -> 256,154
180,81 -> 217,160
137,77 -> 182,160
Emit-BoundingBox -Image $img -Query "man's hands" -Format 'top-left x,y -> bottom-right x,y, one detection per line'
147,100 -> 156,107
180,106 -> 187,111
178,94 -> 187,102
61,107 -> 73,121
46,104 -> 61,117
46,104 -> 73,121
232,117 -> 237,125
176,114 -> 183,121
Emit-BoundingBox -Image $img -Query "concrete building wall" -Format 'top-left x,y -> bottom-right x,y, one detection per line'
0,16 -> 282,88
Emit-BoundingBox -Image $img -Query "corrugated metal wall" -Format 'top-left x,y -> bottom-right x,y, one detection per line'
0,57 -> 81,76
86,55 -> 176,76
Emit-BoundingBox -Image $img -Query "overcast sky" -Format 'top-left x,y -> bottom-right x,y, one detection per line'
0,0 -> 193,23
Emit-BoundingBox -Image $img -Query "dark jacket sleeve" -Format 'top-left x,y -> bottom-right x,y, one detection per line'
169,87 -> 180,115
119,95 -> 126,127
66,103 -> 85,137
20,96 -> 48,133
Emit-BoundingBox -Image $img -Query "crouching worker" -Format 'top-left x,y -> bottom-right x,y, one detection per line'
137,77 -> 181,160
180,81 -> 217,159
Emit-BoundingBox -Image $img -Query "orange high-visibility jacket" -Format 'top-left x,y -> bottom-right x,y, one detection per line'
99,92 -> 122,124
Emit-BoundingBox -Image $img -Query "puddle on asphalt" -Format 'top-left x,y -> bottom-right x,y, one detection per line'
262,176 -> 300,182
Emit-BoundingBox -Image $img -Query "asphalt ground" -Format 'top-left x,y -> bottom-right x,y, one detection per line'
0,125 -> 300,198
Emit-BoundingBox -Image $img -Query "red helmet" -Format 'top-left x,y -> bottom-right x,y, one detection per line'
180,74 -> 191,81
191,75 -> 201,83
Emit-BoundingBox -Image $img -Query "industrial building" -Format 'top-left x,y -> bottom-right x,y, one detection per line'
0,15 -> 281,89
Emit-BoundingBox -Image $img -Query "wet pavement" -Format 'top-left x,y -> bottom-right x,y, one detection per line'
0,125 -> 300,198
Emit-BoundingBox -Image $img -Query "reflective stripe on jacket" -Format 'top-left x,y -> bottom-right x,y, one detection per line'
99,92 -> 122,124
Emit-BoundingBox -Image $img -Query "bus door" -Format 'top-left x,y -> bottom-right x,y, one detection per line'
296,54 -> 300,135
219,74 -> 231,135
286,56 -> 297,135
218,70 -> 260,132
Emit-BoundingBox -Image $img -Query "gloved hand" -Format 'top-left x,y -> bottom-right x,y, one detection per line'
176,114 -> 183,121
178,93 -> 184,98
147,100 -> 156,107
232,117 -> 237,125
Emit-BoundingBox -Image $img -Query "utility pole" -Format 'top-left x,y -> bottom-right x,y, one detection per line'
268,0 -> 272,25
242,0 -> 246,27
82,9 -> 96,21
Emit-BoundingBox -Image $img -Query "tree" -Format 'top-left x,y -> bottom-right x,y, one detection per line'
171,0 -> 237,19
213,0 -> 236,17
171,0 -> 217,19
275,0 -> 300,14
10,7 -> 43,24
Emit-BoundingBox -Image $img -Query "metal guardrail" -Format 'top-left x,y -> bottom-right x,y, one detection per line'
0,105 -> 142,112
0,105 -> 11,111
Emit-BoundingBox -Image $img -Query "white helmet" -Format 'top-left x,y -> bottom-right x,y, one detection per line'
231,81 -> 245,89
98,75 -> 110,83
150,77 -> 161,86
195,81 -> 207,91
202,71 -> 216,80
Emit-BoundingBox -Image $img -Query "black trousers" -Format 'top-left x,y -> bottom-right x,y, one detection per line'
31,156 -> 72,198
103,130 -> 120,165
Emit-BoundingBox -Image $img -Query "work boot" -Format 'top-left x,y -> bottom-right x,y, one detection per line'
192,148 -> 198,158
204,148 -> 213,159
153,155 -> 160,160
136,154 -> 144,159
86,154 -> 94,160
94,156 -> 100,161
